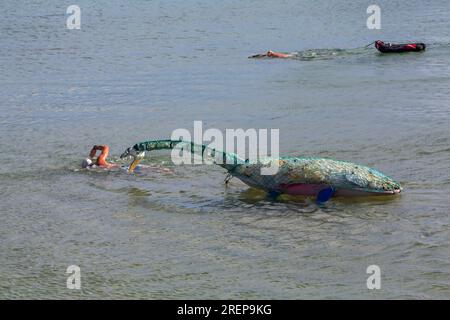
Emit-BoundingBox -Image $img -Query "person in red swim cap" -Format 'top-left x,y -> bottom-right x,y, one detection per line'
82,145 -> 120,169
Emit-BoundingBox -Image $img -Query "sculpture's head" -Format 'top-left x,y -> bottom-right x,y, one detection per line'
366,169 -> 403,194
121,146 -> 145,173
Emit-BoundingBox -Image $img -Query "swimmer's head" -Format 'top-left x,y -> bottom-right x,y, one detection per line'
81,158 -> 93,168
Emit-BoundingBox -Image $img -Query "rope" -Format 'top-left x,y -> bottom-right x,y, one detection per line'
364,41 -> 375,48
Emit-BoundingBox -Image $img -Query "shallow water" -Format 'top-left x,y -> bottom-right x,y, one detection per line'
1,0 -> 449,299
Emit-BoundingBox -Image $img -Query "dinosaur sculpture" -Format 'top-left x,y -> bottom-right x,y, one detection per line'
121,139 -> 402,203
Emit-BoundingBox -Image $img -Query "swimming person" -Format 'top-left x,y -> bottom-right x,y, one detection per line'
82,144 -> 173,173
266,50 -> 292,58
82,145 -> 120,169
249,47 -> 368,61
249,50 -> 293,59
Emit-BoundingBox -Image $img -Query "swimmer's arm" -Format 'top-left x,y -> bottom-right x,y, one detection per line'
267,51 -> 292,58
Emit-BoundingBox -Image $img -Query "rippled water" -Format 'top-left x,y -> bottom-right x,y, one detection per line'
1,0 -> 449,299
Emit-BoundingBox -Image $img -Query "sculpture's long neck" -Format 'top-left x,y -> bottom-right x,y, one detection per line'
132,139 -> 244,172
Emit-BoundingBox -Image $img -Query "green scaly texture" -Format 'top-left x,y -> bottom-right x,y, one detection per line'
129,139 -> 402,194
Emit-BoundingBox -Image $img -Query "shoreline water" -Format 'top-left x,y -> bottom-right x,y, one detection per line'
1,0 -> 449,299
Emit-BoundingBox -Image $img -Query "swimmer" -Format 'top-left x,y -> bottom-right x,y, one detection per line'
249,50 -> 293,59
266,50 -> 292,58
82,144 -> 172,173
82,145 -> 120,169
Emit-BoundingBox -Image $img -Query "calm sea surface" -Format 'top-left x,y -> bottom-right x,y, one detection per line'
1,0 -> 449,299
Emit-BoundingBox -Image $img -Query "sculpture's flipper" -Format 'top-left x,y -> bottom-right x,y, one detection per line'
316,187 -> 335,204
